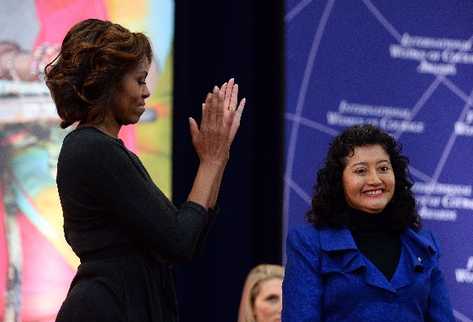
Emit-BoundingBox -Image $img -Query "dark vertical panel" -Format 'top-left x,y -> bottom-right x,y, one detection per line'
173,1 -> 283,321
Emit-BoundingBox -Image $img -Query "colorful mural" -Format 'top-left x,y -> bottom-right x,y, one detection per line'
0,1 -> 173,320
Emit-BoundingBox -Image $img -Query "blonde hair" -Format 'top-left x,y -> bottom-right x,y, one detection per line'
237,264 -> 284,322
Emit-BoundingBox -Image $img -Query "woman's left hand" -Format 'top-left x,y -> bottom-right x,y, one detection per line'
189,78 -> 246,166
219,78 -> 246,144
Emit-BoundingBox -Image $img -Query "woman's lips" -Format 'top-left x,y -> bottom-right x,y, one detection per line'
363,189 -> 384,197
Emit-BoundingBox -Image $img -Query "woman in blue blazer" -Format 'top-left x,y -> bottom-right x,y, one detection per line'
282,124 -> 455,322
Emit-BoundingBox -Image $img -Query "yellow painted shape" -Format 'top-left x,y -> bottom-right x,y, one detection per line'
34,187 -> 79,268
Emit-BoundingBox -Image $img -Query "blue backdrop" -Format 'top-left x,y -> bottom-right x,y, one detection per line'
284,1 -> 473,320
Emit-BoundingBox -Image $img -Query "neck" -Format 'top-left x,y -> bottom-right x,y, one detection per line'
79,115 -> 121,138
347,207 -> 389,232
95,122 -> 120,138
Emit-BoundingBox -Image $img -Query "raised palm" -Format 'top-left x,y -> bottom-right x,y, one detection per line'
188,78 -> 246,164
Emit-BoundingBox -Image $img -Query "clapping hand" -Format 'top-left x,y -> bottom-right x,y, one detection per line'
219,78 -> 245,143
189,78 -> 246,165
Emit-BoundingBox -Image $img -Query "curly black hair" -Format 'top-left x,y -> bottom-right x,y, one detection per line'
307,124 -> 421,231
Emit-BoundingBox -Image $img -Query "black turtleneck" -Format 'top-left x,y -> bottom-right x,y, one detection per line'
348,208 -> 401,281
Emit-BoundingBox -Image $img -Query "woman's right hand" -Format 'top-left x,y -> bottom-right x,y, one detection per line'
189,79 -> 245,166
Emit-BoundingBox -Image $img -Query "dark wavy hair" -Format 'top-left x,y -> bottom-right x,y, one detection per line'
307,124 -> 420,231
45,19 -> 152,129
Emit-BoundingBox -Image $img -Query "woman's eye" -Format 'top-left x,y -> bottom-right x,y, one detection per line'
138,80 -> 147,85
379,166 -> 390,172
354,168 -> 366,175
265,295 -> 280,304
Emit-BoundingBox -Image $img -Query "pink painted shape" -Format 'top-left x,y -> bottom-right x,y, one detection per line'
119,125 -> 138,153
34,0 -> 108,47
0,187 -> 7,319
18,214 -> 75,321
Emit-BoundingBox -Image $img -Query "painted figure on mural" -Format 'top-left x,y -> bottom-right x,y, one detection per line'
282,124 -> 455,322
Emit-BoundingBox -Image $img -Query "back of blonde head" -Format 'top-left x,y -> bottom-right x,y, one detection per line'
238,264 -> 284,322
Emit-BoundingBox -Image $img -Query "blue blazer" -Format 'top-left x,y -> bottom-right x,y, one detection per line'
282,224 -> 455,322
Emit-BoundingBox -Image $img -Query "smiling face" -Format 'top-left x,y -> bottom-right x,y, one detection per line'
253,278 -> 283,322
342,144 -> 395,214
112,59 -> 151,125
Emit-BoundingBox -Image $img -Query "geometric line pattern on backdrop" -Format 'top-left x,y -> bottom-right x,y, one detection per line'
284,0 -> 473,320
285,0 -> 313,23
454,309 -> 473,322
284,0 -> 335,239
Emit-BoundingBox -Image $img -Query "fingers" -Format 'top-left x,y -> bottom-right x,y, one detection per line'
188,117 -> 199,142
202,84 -> 227,131
202,93 -> 212,129
230,83 -> 238,112
210,86 -> 220,127
215,87 -> 225,126
236,97 -> 246,117
224,78 -> 234,110
201,80 -> 242,136
227,97 -> 246,142
219,82 -> 227,100
233,98 -> 246,127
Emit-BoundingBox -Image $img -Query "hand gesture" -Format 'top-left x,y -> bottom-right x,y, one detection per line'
188,79 -> 246,165
219,78 -> 246,144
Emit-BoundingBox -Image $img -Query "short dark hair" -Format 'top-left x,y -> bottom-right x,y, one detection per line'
45,19 -> 152,128
307,124 -> 421,230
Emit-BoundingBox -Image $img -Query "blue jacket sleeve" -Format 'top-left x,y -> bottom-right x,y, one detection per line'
426,231 -> 455,322
282,226 -> 323,322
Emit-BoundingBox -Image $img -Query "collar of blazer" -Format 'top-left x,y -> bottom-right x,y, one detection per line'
317,226 -> 438,293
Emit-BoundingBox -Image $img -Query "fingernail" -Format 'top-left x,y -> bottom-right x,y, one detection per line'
213,86 -> 218,92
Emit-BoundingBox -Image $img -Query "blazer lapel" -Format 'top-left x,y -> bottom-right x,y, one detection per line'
390,228 -> 437,290
319,227 -> 401,293
319,228 -> 365,274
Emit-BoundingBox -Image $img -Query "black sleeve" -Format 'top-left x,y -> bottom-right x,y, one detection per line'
189,203 -> 219,256
82,138 -> 214,263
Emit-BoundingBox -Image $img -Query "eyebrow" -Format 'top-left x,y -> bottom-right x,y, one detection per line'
350,160 -> 391,167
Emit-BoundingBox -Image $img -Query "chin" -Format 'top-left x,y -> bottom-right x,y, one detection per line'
365,205 -> 387,213
121,116 -> 141,125
131,117 -> 141,124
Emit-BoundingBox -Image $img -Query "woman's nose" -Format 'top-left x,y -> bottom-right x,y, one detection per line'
366,170 -> 382,184
143,85 -> 150,99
